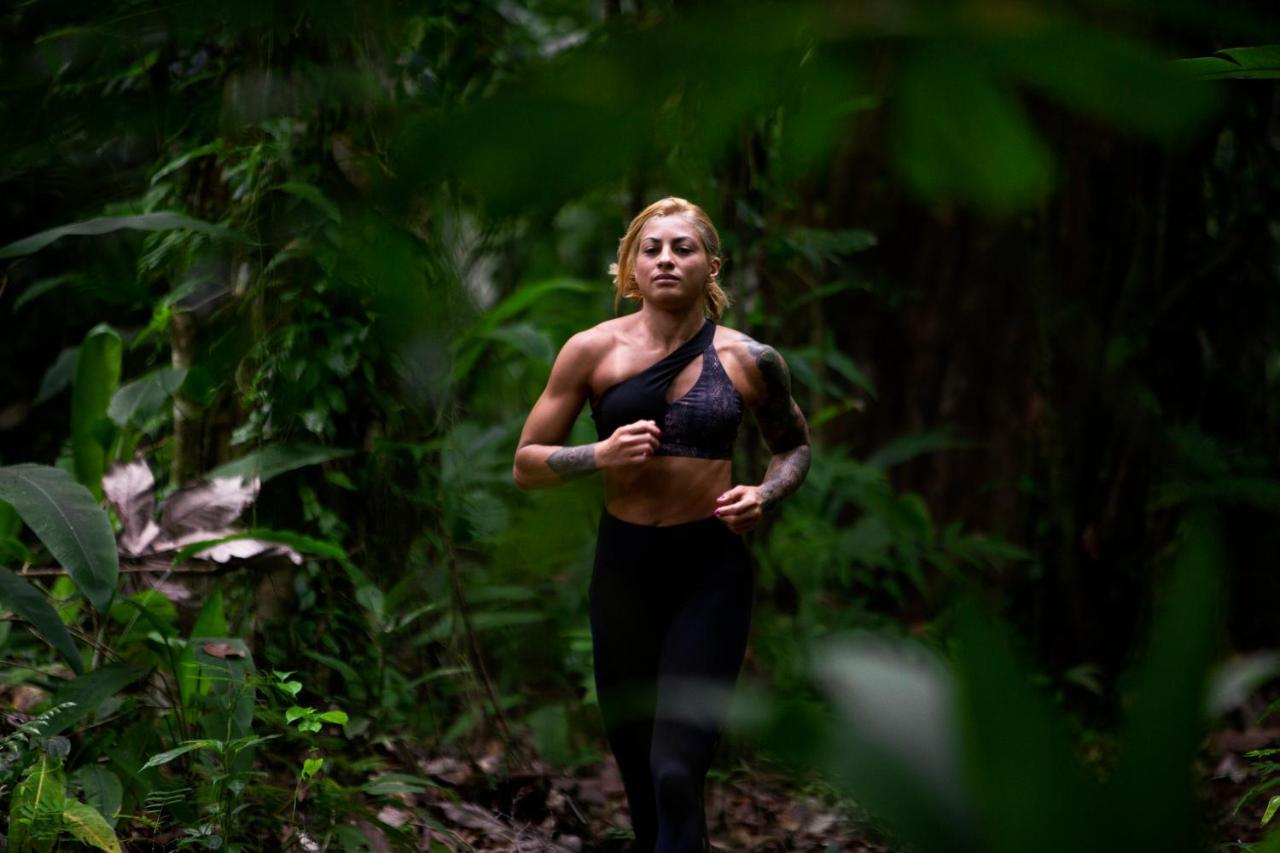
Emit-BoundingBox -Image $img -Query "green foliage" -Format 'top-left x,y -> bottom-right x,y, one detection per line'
0,464 -> 119,614
0,703 -> 76,789
70,325 -> 123,501
0,212 -> 229,260
0,0 -> 1274,848
0,567 -> 84,674
790,508 -> 1224,853
8,754 -> 121,853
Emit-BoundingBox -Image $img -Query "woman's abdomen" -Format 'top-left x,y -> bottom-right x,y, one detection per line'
602,457 -> 733,526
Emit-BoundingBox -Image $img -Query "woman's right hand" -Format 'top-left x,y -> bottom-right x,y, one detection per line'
597,420 -> 662,468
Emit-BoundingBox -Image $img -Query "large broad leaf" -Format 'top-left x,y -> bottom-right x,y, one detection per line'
0,566 -> 83,674
0,212 -> 230,259
43,663 -> 150,736
8,754 -> 66,849
107,366 -> 188,428
0,465 -> 118,613
71,325 -> 122,500
71,766 -> 123,829
206,443 -> 353,484
61,801 -> 121,853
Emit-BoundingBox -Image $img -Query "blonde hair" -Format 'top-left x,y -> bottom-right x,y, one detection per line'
608,197 -> 730,320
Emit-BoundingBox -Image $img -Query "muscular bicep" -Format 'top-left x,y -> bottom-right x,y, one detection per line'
516,334 -> 594,450
741,342 -> 810,453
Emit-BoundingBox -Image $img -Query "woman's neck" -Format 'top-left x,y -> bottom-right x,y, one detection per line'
635,302 -> 707,349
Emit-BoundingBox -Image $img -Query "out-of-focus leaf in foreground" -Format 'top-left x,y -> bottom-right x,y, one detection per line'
1107,507 -> 1224,850
395,2 -> 1219,214
804,508 -> 1224,852
812,636 -> 974,852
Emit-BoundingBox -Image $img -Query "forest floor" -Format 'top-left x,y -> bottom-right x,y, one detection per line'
353,725 -> 1277,852
368,737 -> 890,852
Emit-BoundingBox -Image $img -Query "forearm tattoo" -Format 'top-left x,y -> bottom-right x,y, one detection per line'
746,340 -> 812,508
546,444 -> 600,481
759,445 -> 812,508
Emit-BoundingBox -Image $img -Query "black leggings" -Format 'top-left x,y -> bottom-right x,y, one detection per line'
589,509 -> 754,853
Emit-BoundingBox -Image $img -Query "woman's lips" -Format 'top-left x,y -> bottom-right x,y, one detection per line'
653,275 -> 679,284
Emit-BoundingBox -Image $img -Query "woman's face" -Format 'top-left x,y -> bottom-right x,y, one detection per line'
633,215 -> 720,309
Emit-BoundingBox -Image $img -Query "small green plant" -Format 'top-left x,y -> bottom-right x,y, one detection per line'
0,702 -> 75,789
1234,746 -> 1280,828
7,754 -> 121,853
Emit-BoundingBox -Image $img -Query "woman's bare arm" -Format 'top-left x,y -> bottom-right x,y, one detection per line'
745,341 -> 812,508
714,336 -> 811,531
513,332 -> 660,490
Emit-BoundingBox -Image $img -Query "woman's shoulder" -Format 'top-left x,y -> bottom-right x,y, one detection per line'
712,323 -> 790,405
563,316 -> 628,357
712,323 -> 780,367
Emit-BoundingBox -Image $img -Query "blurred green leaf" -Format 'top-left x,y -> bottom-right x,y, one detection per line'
867,430 -> 972,470
44,664 -> 150,736
813,636 -> 974,852
1108,508 -> 1224,850
0,212 -> 231,259
893,46 -> 1053,211
13,273 -> 80,312
71,765 -> 123,829
986,24 -> 1219,135
71,325 -> 122,499
207,444 -> 354,483
107,367 -> 188,427
527,703 -> 571,767
952,597 -> 1100,853
275,181 -> 341,223
35,347 -> 79,405
1177,45 -> 1280,79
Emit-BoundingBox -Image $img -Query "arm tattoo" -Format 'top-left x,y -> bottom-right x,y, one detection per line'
745,340 -> 812,508
546,443 -> 600,481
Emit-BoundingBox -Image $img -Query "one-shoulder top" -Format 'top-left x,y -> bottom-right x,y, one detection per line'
589,319 -> 744,460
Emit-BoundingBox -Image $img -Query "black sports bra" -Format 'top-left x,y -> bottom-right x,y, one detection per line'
589,319 -> 744,460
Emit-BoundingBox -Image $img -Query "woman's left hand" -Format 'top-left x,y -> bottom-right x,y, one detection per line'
714,485 -> 765,534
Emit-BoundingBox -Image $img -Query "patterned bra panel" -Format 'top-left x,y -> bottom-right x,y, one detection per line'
589,319 -> 744,460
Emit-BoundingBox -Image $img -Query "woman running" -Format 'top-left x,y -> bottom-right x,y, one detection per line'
513,196 -> 811,852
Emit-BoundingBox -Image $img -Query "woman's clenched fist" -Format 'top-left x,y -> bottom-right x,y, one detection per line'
597,419 -> 662,468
